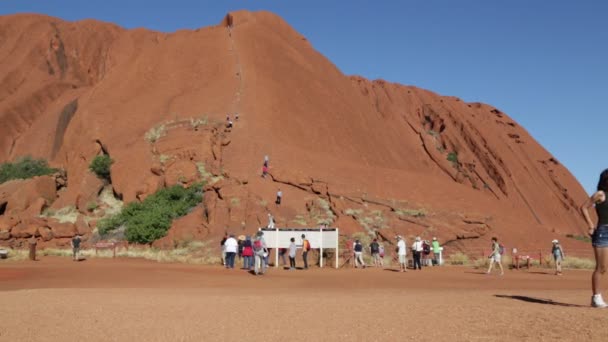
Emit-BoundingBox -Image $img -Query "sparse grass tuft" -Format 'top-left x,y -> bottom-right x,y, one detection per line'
190,116 -> 208,129
292,215 -> 307,226
41,206 -> 79,223
395,208 -> 427,218
447,252 -> 469,265
145,124 -> 166,143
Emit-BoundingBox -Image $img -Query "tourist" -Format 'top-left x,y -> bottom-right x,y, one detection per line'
486,237 -> 504,276
224,234 -> 238,269
397,236 -> 407,272
267,213 -> 275,229
411,237 -> 423,270
28,235 -> 37,261
301,234 -> 311,269
378,244 -> 385,267
370,238 -> 381,267
71,235 -> 81,261
275,188 -> 282,205
262,164 -> 269,178
253,231 -> 268,275
264,155 -> 269,167
581,169 -> 608,308
289,237 -> 297,270
432,237 -> 441,266
353,239 -> 365,268
242,236 -> 253,270
279,247 -> 287,266
220,233 -> 228,266
551,239 -> 565,276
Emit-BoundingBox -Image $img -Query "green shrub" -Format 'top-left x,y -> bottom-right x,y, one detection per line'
447,152 -> 459,165
0,156 -> 57,184
89,155 -> 113,179
98,183 -> 203,244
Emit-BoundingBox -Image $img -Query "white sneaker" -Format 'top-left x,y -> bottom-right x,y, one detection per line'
591,295 -> 608,308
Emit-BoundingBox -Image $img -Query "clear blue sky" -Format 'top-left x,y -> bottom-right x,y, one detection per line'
2,0 -> 606,194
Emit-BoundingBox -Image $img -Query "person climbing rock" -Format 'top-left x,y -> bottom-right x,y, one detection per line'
264,155 -> 269,167
275,188 -> 282,205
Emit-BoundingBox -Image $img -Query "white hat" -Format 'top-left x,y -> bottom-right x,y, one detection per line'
415,236 -> 421,241
552,239 -> 558,244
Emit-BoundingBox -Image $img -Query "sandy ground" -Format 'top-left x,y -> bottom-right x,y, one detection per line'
0,257 -> 606,342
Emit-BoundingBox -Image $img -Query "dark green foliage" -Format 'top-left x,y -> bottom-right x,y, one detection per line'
89,155 -> 113,179
0,156 -> 57,184
98,184 -> 203,244
447,152 -> 459,165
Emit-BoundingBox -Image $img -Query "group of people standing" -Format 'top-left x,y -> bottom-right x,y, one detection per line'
352,235 -> 442,271
220,232 -> 312,273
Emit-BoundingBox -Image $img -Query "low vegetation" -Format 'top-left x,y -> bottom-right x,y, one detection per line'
98,183 -> 203,244
145,124 -> 167,143
566,234 -> 591,243
395,208 -> 427,218
0,156 -> 57,184
89,155 -> 113,179
447,152 -> 459,166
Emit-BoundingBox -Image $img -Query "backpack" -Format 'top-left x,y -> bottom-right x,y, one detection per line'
370,242 -> 379,253
354,242 -> 363,252
422,242 -> 431,254
253,239 -> 263,251
304,240 -> 311,251
498,244 -> 505,255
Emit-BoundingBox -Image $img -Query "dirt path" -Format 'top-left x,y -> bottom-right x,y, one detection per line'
0,258 -> 605,341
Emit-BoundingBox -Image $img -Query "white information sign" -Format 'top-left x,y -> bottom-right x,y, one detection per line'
260,228 -> 339,269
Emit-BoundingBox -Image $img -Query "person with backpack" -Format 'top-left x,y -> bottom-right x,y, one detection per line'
551,239 -> 565,276
486,237 -> 504,276
301,234 -> 311,269
288,237 -> 297,270
241,235 -> 254,270
253,231 -> 268,275
411,237 -> 424,270
353,239 -> 365,268
370,239 -> 381,267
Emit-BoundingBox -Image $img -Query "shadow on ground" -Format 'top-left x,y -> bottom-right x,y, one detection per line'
495,295 -> 586,308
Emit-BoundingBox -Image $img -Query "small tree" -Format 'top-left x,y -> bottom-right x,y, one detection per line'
89,155 -> 114,179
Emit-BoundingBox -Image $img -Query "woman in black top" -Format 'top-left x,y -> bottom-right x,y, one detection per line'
581,169 -> 608,308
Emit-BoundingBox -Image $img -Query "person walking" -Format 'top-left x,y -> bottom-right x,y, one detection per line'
370,239 -> 381,267
224,234 -> 238,269
551,239 -> 565,276
279,247 -> 287,266
432,237 -> 441,266
378,244 -> 385,267
353,239 -> 365,268
411,237 -> 424,270
253,231 -> 268,275
275,189 -> 283,205
581,169 -> 608,308
242,236 -> 254,270
397,236 -> 407,272
71,235 -> 82,261
486,237 -> 504,276
301,234 -> 311,269
288,237 -> 297,270
267,213 -> 275,229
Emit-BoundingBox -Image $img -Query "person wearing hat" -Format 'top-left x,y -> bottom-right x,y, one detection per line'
551,239 -> 565,276
411,236 -> 424,270
242,235 -> 254,270
432,237 -> 441,266
396,236 -> 407,272
253,231 -> 268,275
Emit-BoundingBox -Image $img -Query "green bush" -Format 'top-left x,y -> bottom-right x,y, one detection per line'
0,156 -> 57,184
98,183 -> 203,244
89,155 -> 113,179
447,152 -> 459,164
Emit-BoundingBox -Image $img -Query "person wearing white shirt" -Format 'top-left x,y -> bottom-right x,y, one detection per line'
411,236 -> 424,270
224,234 -> 238,269
397,236 -> 407,272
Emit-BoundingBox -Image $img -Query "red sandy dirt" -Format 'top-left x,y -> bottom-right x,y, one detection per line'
1,257 -> 606,341
0,10 -> 594,253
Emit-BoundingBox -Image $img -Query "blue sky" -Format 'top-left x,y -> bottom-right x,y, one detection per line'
1,0 -> 606,194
